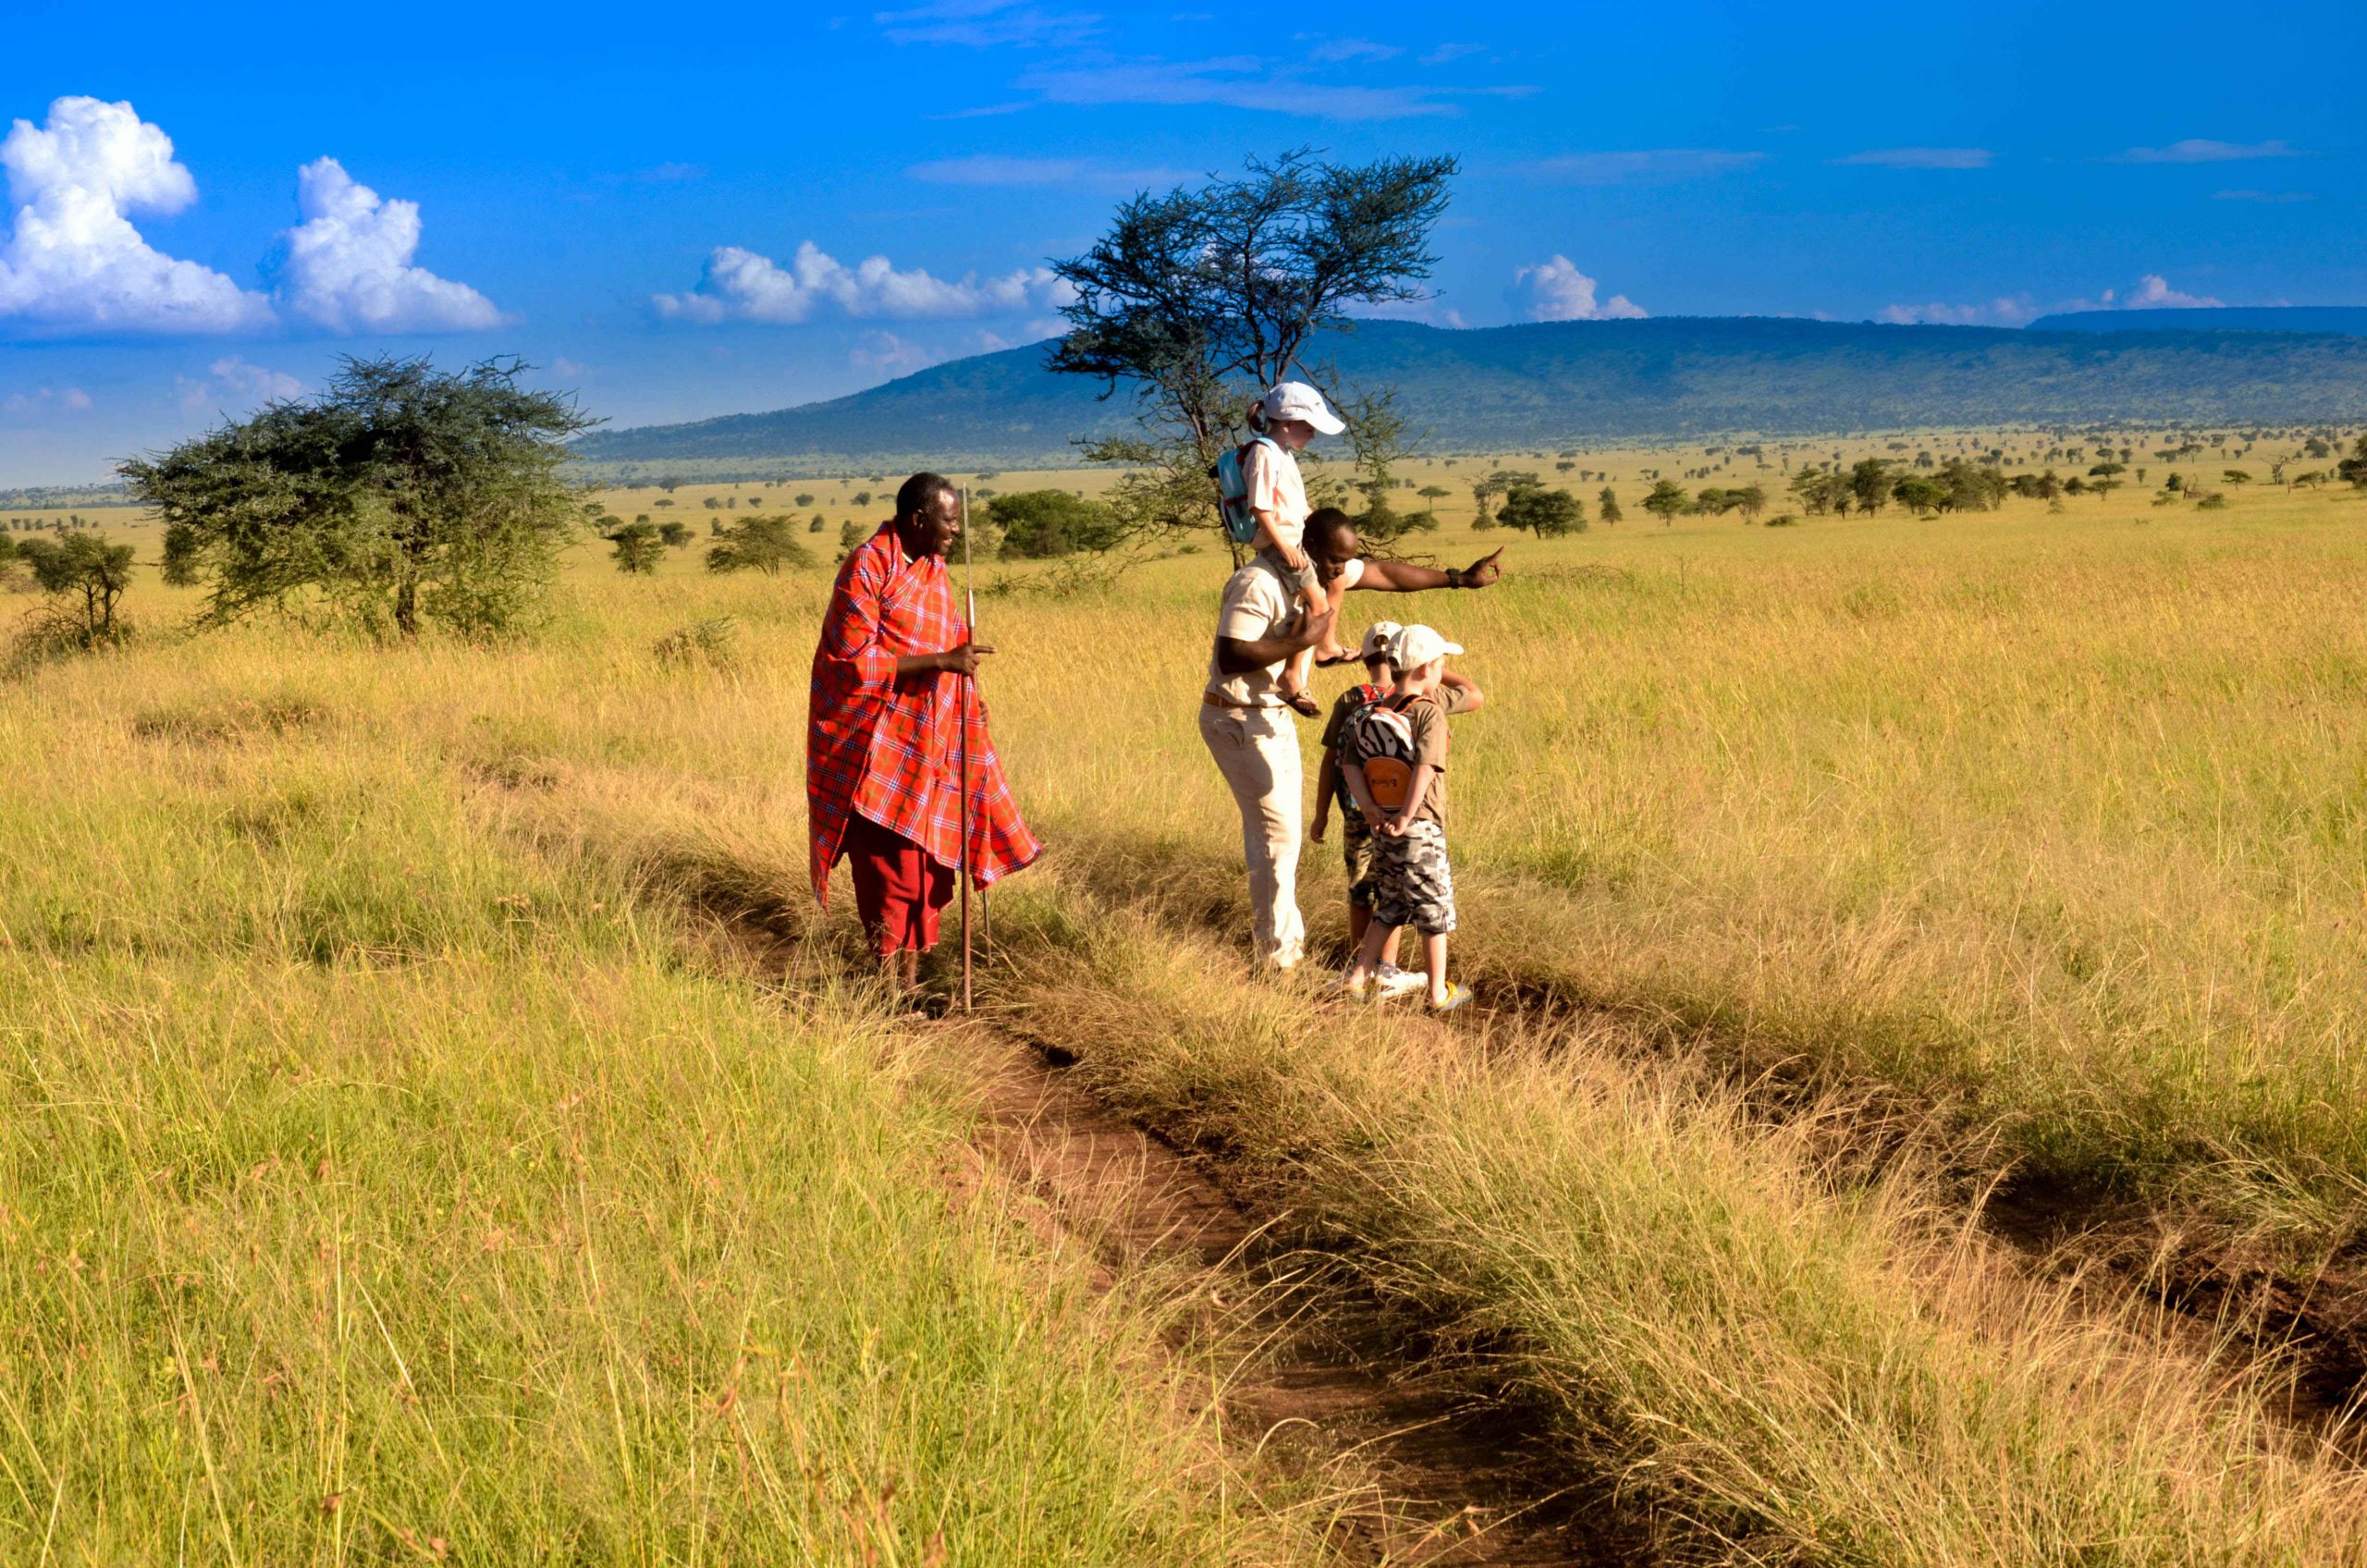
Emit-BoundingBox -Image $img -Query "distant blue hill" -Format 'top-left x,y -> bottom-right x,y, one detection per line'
574,316 -> 2367,471
2025,306 -> 2367,336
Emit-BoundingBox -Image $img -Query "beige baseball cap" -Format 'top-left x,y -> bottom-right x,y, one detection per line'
1260,380 -> 1346,435
1359,620 -> 1404,660
1391,624 -> 1463,669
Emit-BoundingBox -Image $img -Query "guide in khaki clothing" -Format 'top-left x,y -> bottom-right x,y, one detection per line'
1201,507 -> 1506,972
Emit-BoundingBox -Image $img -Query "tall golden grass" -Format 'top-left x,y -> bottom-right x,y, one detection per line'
7,462 -> 2367,1559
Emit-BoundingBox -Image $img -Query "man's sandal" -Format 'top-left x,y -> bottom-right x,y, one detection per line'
1283,692 -> 1322,717
1313,650 -> 1358,668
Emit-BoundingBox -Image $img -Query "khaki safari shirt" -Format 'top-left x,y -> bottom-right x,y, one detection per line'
1204,550 -> 1365,708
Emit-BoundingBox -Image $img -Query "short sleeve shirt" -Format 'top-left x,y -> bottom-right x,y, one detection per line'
1205,551 -> 1366,708
1241,441 -> 1310,550
1350,683 -> 1475,827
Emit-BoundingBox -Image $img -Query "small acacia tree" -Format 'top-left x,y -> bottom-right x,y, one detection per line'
122,357 -> 592,638
706,515 -> 813,574
1048,150 -> 1457,561
18,530 -> 135,646
1497,484 -> 1586,537
607,521 -> 665,574
1642,479 -> 1692,524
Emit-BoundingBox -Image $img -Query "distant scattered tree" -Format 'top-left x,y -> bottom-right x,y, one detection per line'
2088,461 -> 2126,477
657,520 -> 693,547
1733,483 -> 1767,520
18,530 -> 135,645
706,515 -> 813,574
1892,475 -> 1946,516
838,519 -> 867,553
2223,469 -> 2252,484
809,513 -> 827,533
1642,479 -> 1691,524
793,492 -> 815,507
1936,459 -> 2005,512
120,356 -> 592,639
2338,436 -> 2367,489
1848,458 -> 1893,516
852,491 -> 873,508
991,490 -> 1122,558
1597,485 -> 1623,523
1496,484 -> 1586,537
607,521 -> 665,574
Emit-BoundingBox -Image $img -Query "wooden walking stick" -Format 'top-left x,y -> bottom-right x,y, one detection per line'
959,486 -> 976,1012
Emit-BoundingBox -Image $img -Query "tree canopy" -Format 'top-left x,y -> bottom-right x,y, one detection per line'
990,490 -> 1122,559
121,357 -> 591,638
1047,150 -> 1457,555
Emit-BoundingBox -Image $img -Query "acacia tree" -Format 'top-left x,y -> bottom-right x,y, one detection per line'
1048,150 -> 1457,559
18,531 -> 135,645
122,357 -> 592,638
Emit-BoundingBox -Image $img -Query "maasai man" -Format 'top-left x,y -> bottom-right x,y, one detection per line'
809,472 -> 1040,991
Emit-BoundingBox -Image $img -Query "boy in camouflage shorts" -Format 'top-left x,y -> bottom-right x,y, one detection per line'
1339,624 -> 1485,1012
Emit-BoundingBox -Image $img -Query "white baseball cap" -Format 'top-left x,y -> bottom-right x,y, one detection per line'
1359,620 -> 1404,660
1391,624 -> 1463,669
1260,381 -> 1346,435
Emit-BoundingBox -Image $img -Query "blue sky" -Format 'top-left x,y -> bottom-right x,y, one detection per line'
3,0 -> 2360,484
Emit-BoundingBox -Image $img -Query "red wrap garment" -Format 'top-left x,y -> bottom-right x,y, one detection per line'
807,521 -> 1041,903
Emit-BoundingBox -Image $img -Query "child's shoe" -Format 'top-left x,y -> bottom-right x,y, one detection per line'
1374,964 -> 1428,1000
1337,971 -> 1374,1001
1427,982 -> 1474,1014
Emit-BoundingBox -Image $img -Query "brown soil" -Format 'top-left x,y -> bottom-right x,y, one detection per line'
956,1018 -> 1628,1565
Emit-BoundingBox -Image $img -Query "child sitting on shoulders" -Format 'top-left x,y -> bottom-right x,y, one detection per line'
1235,381 -> 1354,715
1340,624 -> 1485,1012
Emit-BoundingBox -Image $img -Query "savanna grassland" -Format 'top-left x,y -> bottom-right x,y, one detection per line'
8,436 -> 2367,1564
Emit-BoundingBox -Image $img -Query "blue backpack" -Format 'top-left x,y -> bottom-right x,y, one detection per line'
1211,435 -> 1281,545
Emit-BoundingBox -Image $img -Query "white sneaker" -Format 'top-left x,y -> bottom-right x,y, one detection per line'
1374,964 -> 1428,1000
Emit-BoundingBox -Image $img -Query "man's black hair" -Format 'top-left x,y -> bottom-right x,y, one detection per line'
1306,506 -> 1356,552
896,472 -> 957,520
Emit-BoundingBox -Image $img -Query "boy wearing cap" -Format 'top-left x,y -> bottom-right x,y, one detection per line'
1240,381 -> 1355,715
1314,620 -> 1478,999
1340,624 -> 1484,1012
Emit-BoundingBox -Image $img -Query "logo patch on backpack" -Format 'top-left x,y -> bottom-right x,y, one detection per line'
1353,705 -> 1419,811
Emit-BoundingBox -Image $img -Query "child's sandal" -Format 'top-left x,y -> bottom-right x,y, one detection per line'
1428,982 -> 1474,1014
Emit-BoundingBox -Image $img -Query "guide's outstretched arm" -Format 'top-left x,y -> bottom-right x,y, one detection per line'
1354,547 -> 1505,594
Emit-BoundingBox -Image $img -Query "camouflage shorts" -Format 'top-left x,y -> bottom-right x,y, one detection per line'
1368,818 -> 1457,936
1342,815 -> 1381,909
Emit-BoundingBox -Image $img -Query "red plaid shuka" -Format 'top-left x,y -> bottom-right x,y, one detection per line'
808,522 -> 1041,903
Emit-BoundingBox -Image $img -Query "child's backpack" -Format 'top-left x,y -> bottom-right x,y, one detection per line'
1331,683 -> 1388,821
1211,435 -> 1281,545
1350,699 -> 1423,814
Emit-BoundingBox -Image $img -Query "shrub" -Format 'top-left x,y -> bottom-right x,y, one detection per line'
991,491 -> 1122,559
652,616 -> 739,668
705,516 -> 813,574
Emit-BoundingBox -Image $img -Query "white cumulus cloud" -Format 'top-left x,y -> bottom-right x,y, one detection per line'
0,96 -> 272,336
2,385 -> 93,416
1877,296 -> 2040,326
655,241 -> 1075,325
272,158 -> 505,334
1508,255 -> 1646,322
177,355 -> 304,416
2117,273 -> 2225,309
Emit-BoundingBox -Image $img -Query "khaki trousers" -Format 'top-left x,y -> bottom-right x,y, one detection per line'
1198,702 -> 1306,969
